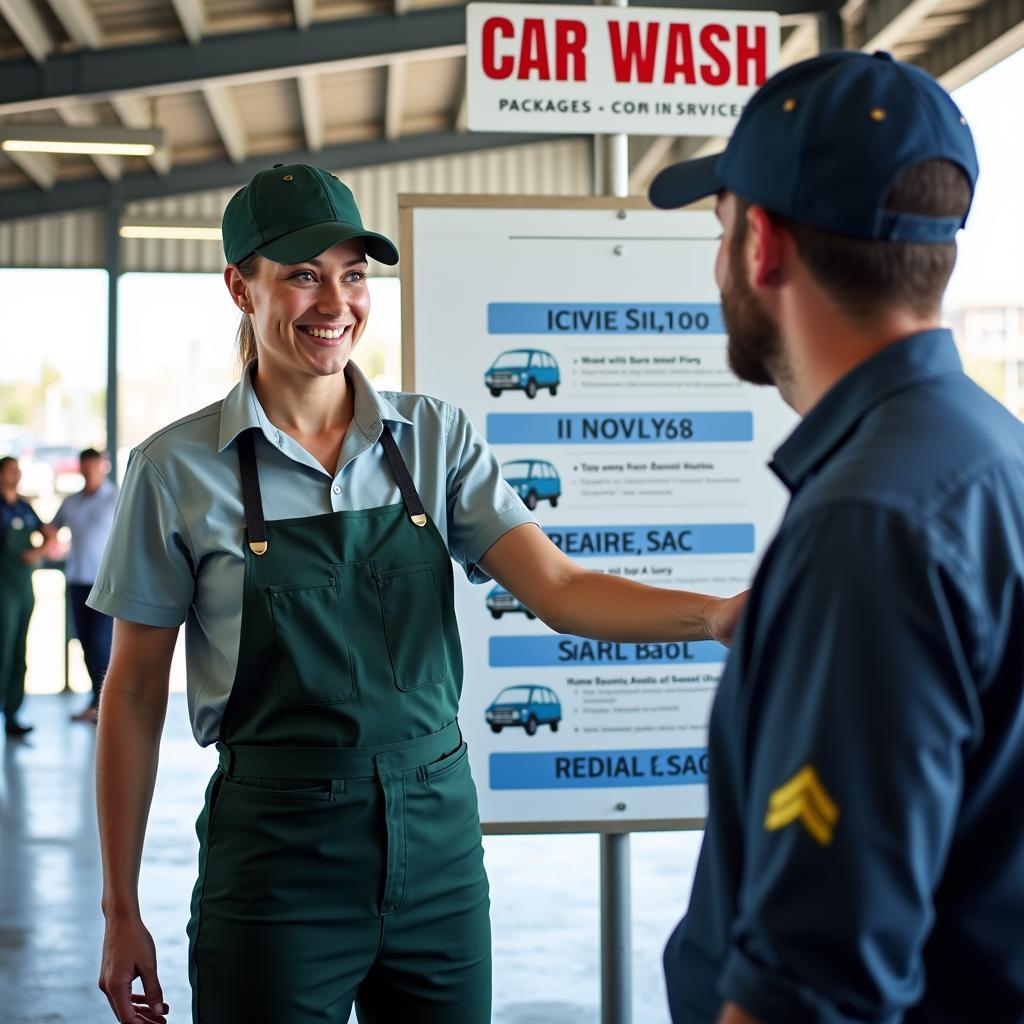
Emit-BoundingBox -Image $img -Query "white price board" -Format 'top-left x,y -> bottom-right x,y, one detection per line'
400,196 -> 795,833
466,2 -> 779,136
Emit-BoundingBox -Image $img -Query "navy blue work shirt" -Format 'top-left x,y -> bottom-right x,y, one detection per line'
0,496 -> 43,569
0,497 -> 41,534
664,329 -> 1024,1023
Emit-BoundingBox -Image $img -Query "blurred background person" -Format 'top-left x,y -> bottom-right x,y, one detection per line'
42,448 -> 117,724
0,455 -> 50,738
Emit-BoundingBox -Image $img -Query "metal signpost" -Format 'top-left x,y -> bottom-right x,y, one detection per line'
433,6 -> 790,1020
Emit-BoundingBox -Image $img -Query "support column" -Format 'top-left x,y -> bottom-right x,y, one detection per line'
597,0 -> 632,1020
105,204 -> 121,481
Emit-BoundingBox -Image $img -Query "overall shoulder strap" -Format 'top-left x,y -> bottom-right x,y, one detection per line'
236,429 -> 269,555
379,425 -> 428,528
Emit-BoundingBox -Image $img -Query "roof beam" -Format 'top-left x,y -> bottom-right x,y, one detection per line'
454,82 -> 467,132
169,0 -> 204,45
110,93 -> 172,174
0,130 -> 558,221
297,74 -> 322,152
0,0 -> 55,60
385,62 -> 405,141
202,85 -> 246,163
780,17 -> 818,63
0,0 -> 827,116
628,135 -> 676,194
43,0 -> 103,49
294,0 -> 315,30
6,149 -> 57,189
849,0 -> 947,52
916,0 -> 1024,89
56,102 -> 121,181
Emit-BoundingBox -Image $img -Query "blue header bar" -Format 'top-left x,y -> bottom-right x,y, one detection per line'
541,524 -> 754,557
489,636 -> 727,668
489,748 -> 709,789
486,411 -> 753,445
488,303 -> 723,335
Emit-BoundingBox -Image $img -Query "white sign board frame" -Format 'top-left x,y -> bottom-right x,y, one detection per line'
399,195 -> 794,835
466,2 -> 780,136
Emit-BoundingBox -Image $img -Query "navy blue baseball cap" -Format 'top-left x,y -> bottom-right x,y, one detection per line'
649,50 -> 978,242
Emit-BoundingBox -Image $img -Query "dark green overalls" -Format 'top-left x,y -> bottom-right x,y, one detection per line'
0,506 -> 35,724
186,427 -> 491,1023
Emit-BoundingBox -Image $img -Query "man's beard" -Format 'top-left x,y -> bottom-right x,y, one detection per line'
721,237 -> 787,387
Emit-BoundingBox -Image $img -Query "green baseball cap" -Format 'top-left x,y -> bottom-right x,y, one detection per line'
222,163 -> 399,266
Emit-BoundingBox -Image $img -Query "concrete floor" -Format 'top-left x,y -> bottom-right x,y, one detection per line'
1,693 -> 218,1024
1,693 -> 699,1024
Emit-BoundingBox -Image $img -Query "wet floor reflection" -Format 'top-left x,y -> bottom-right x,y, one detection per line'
2,694 -> 698,1023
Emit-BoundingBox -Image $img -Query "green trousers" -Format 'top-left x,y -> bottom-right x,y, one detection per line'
187,732 -> 491,1023
0,581 -> 33,721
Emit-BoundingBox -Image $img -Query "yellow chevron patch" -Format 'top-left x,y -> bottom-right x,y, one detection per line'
764,765 -> 840,846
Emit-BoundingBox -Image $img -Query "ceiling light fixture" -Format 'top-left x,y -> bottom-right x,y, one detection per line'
119,224 -> 222,241
0,125 -> 165,157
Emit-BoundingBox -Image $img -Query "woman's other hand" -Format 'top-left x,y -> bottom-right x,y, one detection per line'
701,591 -> 749,648
98,913 -> 168,1023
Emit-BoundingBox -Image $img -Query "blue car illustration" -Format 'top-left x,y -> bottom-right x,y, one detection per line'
486,685 -> 562,736
485,349 -> 560,399
501,459 -> 561,511
486,585 -> 537,620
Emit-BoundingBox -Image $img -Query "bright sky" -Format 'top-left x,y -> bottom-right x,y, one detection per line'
0,44 -> 1021,389
944,46 -> 1024,308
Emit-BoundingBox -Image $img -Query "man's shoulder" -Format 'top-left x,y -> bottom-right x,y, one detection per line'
800,373 -> 1024,530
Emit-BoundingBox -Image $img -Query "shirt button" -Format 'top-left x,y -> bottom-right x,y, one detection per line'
332,484 -> 341,495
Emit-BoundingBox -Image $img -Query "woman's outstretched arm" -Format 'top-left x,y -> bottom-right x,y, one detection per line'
479,523 -> 747,646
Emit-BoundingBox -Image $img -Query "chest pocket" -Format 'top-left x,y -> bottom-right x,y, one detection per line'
375,562 -> 449,691
268,578 -> 357,706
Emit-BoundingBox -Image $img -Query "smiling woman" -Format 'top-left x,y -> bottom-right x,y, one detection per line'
86,162 -> 746,1024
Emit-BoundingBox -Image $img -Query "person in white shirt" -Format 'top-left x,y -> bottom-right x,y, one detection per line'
43,448 -> 118,723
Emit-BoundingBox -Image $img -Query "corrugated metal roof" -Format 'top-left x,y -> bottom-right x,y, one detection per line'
404,56 -> 463,128
235,79 -> 303,149
93,0 -> 181,41
320,66 -> 387,135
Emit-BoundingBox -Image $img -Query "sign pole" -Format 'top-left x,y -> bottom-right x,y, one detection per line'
597,2 -> 632,1021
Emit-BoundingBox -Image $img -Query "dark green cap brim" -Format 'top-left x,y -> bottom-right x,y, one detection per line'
256,221 -> 399,266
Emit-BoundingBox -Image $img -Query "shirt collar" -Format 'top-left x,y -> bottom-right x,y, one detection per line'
217,360 -> 412,454
770,329 -> 963,493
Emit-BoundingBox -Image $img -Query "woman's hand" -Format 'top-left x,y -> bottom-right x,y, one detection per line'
98,913 -> 168,1023
701,591 -> 749,647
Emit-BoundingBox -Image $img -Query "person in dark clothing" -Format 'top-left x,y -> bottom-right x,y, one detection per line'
0,456 -> 49,738
651,51 -> 1024,1024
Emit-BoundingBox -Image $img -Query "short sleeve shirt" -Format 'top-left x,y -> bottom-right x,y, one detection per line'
52,480 -> 118,584
88,361 -> 536,745
663,330 -> 1024,1023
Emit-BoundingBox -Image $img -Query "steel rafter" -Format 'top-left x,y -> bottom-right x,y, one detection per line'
0,130 -> 559,221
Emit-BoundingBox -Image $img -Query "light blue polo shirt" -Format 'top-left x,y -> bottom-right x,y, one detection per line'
52,479 -> 118,585
88,361 -> 536,746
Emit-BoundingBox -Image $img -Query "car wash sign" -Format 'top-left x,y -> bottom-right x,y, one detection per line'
466,2 -> 779,136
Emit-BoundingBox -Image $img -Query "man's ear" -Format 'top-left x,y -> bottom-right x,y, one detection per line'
745,205 -> 786,290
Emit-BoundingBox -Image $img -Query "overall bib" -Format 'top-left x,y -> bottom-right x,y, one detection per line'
187,427 -> 491,1023
0,510 -> 35,723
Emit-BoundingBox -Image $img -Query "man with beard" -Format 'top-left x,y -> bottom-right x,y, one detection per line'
649,51 -> 1024,1024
